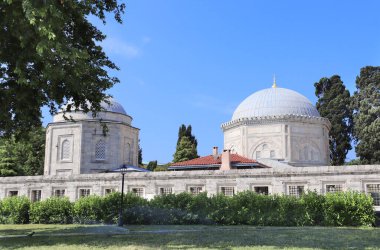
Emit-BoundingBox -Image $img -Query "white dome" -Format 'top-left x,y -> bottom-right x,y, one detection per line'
232,87 -> 320,120
61,98 -> 127,115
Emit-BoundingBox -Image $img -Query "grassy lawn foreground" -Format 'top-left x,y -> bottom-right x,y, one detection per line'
0,224 -> 380,249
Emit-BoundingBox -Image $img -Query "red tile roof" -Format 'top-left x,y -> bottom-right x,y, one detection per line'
171,153 -> 258,167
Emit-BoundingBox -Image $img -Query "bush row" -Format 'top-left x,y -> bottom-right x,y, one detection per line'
0,191 -> 375,226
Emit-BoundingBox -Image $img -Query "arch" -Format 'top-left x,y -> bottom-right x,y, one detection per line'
250,139 -> 281,160
61,139 -> 71,160
95,139 -> 106,160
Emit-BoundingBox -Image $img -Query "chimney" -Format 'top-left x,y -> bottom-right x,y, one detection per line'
212,146 -> 218,159
220,149 -> 231,170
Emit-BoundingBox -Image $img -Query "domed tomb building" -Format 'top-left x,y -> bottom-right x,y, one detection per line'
44,98 -> 139,175
222,83 -> 331,166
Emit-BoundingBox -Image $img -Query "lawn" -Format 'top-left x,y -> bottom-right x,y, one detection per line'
0,224 -> 379,249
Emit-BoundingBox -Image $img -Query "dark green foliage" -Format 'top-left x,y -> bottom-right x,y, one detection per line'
0,127 -> 45,176
146,160 -> 157,171
173,124 -> 198,163
138,142 -> 143,166
314,75 -> 353,165
323,191 -> 374,226
0,191 -> 375,226
0,1 -> 125,137
352,66 -> 380,164
73,195 -> 104,224
173,136 -> 198,163
0,196 -> 30,224
30,197 -> 73,224
102,192 -> 147,224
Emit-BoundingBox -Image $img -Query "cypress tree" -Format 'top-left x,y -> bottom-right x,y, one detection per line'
314,75 -> 353,165
352,66 -> 380,164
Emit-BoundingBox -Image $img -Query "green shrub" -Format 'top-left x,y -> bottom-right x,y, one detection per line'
73,195 -> 104,224
323,191 -> 375,226
102,192 -> 148,224
0,196 -> 30,224
30,197 -> 73,224
301,191 -> 326,226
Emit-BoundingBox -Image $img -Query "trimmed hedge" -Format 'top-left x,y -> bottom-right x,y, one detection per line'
0,191 -> 375,226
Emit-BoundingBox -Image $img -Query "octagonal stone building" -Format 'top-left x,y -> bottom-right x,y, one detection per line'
222,83 -> 331,166
44,98 -> 139,175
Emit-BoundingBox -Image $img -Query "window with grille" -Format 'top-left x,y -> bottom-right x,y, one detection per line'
31,190 -> 41,202
326,184 -> 343,193
288,185 -> 304,198
95,139 -> 106,160
366,184 -> 380,206
79,189 -> 91,198
54,189 -> 65,197
61,139 -> 71,160
220,186 -> 235,196
8,190 -> 18,197
131,187 -> 144,197
105,188 -> 116,195
189,186 -> 203,195
254,186 -> 269,195
159,187 -> 173,195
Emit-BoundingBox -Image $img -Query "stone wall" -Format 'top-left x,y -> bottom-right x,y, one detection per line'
1,165 -> 380,210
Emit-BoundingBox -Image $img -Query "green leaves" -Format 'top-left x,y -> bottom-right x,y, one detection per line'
352,66 -> 380,164
173,124 -> 199,163
314,75 -> 353,165
0,0 -> 124,136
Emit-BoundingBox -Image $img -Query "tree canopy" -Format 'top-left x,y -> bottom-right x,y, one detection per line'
314,75 -> 353,165
352,66 -> 380,164
0,0 -> 125,137
0,127 -> 45,176
173,124 -> 198,163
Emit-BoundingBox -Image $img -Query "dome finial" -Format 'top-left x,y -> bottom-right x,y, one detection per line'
272,74 -> 277,88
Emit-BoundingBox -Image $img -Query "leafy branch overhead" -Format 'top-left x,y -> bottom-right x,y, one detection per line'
0,0 -> 125,137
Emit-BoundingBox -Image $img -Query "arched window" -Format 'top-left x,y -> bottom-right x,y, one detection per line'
61,139 -> 71,160
95,139 -> 106,160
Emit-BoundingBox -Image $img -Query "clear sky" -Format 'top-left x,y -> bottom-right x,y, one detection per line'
43,0 -> 380,163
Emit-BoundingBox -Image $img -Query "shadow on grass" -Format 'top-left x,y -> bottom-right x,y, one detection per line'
1,226 -> 380,249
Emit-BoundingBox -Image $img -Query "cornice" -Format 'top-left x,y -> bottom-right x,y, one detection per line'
221,115 -> 331,131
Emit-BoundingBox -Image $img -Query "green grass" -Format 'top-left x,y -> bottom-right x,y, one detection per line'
0,224 -> 379,249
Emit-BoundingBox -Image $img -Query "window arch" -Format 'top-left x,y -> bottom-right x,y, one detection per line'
95,139 -> 106,160
61,139 -> 71,160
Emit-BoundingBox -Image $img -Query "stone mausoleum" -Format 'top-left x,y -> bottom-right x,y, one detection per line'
0,83 -> 380,211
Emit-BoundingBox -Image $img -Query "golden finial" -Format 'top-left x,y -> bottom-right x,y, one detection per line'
272,74 -> 277,88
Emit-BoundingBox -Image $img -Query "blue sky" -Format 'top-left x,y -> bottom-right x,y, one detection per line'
43,0 -> 380,163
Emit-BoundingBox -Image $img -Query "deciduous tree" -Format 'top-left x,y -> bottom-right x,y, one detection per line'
0,1 -> 125,137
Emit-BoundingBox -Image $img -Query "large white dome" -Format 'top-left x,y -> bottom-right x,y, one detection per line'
232,87 -> 320,120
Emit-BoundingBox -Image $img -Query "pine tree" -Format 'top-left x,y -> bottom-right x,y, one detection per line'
173,137 -> 198,163
314,75 -> 353,165
352,66 -> 380,164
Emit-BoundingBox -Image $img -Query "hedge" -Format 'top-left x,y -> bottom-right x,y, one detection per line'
0,191 -> 375,226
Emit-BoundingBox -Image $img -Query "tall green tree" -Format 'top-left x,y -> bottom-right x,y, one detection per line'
173,136 -> 198,163
0,127 -> 45,176
314,75 -> 353,165
173,124 -> 198,162
0,1 -> 125,137
352,66 -> 380,164
176,124 -> 198,148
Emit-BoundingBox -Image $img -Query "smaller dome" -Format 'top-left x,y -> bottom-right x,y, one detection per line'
101,98 -> 127,115
232,87 -> 320,120
61,98 -> 127,115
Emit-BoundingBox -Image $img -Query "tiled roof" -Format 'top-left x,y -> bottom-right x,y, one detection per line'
170,153 -> 258,167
